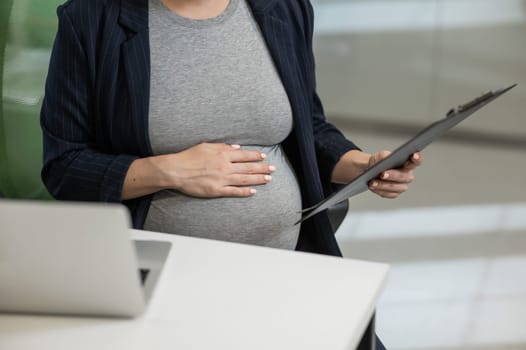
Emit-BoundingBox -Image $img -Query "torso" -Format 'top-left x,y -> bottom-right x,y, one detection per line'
144,0 -> 302,249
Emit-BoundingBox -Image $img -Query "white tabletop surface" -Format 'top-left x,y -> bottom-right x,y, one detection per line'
0,229 -> 389,350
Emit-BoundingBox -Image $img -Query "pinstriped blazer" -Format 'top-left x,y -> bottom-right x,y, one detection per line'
40,0 -> 360,256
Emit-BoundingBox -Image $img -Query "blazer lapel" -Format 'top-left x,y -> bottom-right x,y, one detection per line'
250,8 -> 311,140
118,0 -> 152,156
250,5 -> 324,202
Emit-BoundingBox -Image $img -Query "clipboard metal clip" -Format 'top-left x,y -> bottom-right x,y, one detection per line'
447,84 -> 517,117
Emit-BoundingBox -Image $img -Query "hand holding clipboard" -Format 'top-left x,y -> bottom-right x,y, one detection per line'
298,84 -> 518,224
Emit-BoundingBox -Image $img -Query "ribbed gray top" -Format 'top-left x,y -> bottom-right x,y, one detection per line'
144,0 -> 302,249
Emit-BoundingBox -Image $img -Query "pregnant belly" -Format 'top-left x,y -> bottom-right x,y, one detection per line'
143,145 -> 302,249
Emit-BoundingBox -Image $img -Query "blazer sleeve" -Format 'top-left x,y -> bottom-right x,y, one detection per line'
303,0 -> 361,189
40,5 -> 138,202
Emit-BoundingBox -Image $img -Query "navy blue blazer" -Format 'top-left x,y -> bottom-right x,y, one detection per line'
41,0 -> 360,256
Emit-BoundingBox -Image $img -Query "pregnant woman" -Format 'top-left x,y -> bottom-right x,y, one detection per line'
41,1 -> 422,347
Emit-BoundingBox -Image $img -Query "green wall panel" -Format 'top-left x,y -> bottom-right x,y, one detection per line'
1,0 -> 64,199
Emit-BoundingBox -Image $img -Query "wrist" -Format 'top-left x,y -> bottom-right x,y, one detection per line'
122,155 -> 175,200
332,150 -> 371,184
349,150 -> 371,172
152,154 -> 181,191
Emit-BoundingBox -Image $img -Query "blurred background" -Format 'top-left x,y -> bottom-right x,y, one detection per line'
310,0 -> 526,349
1,0 -> 525,349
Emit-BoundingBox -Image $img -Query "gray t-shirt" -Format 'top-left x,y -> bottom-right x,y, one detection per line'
144,0 -> 302,249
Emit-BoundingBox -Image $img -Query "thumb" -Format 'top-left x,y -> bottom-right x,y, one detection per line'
368,150 -> 392,168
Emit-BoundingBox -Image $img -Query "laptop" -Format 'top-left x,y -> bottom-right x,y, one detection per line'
0,199 -> 171,318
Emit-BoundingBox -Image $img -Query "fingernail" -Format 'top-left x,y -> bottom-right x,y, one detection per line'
231,144 -> 241,149
382,173 -> 389,179
269,165 -> 276,172
264,175 -> 272,182
371,181 -> 378,188
261,153 -> 267,159
250,189 -> 257,194
413,153 -> 420,160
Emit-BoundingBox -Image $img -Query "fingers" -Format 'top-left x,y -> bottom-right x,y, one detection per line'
370,150 -> 422,170
231,163 -> 275,175
218,186 -> 258,198
211,173 -> 272,198
369,179 -> 409,195
219,171 -> 274,197
369,163 -> 417,198
403,152 -> 423,170
369,180 -> 409,199
228,174 -> 273,186
203,142 -> 241,151
228,149 -> 267,163
370,167 -> 414,198
366,150 -> 424,199
370,190 -> 401,199
204,143 -> 266,163
378,169 -> 414,184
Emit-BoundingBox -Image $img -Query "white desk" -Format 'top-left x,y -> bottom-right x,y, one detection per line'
0,230 -> 388,350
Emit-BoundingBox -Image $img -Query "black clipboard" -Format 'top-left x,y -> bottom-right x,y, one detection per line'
297,84 -> 517,224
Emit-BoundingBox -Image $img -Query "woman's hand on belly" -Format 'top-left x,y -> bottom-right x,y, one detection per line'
122,143 -> 275,200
